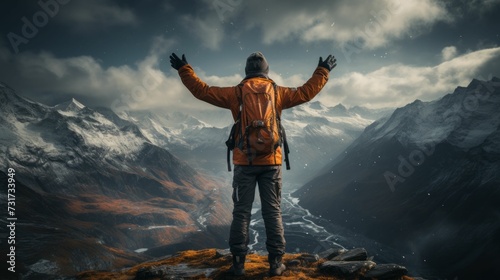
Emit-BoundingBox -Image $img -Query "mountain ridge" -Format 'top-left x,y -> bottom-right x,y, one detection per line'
119,100 -> 394,184
295,77 -> 500,278
0,84 -> 233,278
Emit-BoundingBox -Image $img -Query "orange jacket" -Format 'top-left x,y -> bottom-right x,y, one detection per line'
178,64 -> 330,166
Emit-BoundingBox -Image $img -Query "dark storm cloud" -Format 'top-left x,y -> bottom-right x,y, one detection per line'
0,0 -> 499,113
56,0 -> 138,30
187,0 -> 450,49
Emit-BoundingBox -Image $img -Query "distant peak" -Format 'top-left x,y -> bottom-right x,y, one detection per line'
462,77 -> 500,94
309,101 -> 324,110
467,78 -> 482,88
54,98 -> 86,112
70,98 -> 85,109
329,103 -> 348,114
0,81 -> 16,93
333,103 -> 347,110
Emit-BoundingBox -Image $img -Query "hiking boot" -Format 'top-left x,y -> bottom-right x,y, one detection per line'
268,254 -> 286,276
229,255 -> 245,276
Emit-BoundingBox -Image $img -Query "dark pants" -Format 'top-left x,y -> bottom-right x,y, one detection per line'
229,165 -> 286,256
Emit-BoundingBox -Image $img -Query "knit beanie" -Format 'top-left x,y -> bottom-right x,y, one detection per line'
245,52 -> 269,76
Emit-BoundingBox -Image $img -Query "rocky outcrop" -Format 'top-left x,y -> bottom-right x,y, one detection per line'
317,247 -> 409,279
77,247 -> 419,280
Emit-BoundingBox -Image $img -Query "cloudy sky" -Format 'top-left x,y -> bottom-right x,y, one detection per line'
1,0 -> 499,117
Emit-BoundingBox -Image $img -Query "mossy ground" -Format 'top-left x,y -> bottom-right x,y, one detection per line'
77,248 -> 415,280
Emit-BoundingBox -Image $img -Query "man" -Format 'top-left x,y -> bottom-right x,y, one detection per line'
170,51 -> 336,276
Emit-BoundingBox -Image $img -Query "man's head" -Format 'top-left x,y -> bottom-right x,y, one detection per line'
245,52 -> 269,77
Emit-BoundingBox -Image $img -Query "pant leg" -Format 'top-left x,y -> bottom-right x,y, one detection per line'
257,166 -> 286,255
229,165 -> 257,256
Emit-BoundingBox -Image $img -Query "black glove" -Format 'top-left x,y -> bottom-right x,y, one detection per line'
170,53 -> 188,70
318,55 -> 337,72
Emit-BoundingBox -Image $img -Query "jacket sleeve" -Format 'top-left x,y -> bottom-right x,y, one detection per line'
177,64 -> 237,110
279,66 -> 330,109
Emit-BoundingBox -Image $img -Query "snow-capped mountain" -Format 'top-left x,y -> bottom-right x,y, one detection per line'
120,101 -> 392,186
295,77 -> 500,278
53,97 -> 86,112
281,101 -> 392,184
119,110 -> 231,177
0,82 -> 232,277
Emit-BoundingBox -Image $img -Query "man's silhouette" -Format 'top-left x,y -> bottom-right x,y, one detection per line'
170,51 -> 336,276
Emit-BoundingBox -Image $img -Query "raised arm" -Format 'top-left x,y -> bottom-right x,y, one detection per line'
170,53 -> 237,111
279,55 -> 336,109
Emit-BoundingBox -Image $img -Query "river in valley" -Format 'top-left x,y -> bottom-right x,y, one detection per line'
246,184 -> 430,277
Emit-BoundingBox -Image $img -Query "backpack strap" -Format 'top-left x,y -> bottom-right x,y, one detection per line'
273,83 -> 291,170
225,118 -> 238,172
280,118 -> 291,170
225,84 -> 243,172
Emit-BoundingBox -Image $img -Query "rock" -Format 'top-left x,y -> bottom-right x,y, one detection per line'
134,264 -> 215,279
248,249 -> 267,256
287,259 -> 302,267
332,248 -> 368,261
319,260 -> 376,277
28,259 -> 60,275
298,253 -> 320,263
318,248 -> 348,260
135,265 -> 169,279
363,263 -> 408,279
215,249 -> 230,258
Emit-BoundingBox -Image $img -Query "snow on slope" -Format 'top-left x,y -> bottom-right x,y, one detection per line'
296,77 -> 500,278
119,110 -> 213,149
0,82 -> 235,276
366,78 -> 500,148
0,84 -> 150,178
53,98 -> 86,114
1,78 -> 394,187
117,100 -> 393,184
